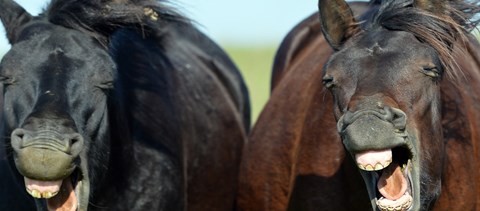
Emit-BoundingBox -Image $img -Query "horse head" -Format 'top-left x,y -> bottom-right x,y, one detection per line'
319,0 -> 470,210
0,1 -> 117,210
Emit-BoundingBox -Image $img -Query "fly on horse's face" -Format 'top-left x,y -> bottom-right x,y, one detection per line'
319,0 -> 459,210
1,21 -> 114,210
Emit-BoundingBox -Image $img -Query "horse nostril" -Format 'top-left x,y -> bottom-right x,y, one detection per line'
338,106 -> 407,133
12,129 -> 25,139
11,129 -> 27,150
68,133 -> 84,156
389,107 -> 407,131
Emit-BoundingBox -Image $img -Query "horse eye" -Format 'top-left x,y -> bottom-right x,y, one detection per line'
0,76 -> 15,86
322,75 -> 335,88
421,67 -> 440,78
96,82 -> 114,90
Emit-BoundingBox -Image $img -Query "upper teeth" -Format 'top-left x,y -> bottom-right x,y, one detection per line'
355,150 -> 393,171
358,159 -> 392,171
26,188 -> 58,199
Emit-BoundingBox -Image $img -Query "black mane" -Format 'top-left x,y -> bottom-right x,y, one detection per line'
367,0 -> 480,80
41,0 -> 190,44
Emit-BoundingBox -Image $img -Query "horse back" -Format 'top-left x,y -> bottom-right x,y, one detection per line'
105,21 -> 249,210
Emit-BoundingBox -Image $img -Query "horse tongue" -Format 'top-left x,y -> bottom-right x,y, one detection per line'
47,177 -> 77,211
377,162 -> 407,200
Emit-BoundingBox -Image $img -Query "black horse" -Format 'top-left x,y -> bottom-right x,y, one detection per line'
0,0 -> 250,210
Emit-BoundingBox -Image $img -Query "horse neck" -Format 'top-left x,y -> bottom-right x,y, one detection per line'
436,36 -> 480,208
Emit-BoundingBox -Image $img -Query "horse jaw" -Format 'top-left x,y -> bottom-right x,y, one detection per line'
356,141 -> 420,211
29,159 -> 90,211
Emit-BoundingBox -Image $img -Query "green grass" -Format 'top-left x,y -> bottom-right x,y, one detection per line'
223,45 -> 277,124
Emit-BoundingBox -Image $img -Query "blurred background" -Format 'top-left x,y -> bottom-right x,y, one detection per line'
0,0 -> 317,123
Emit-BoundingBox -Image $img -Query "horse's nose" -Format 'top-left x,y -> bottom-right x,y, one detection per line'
337,105 -> 408,153
386,106 -> 407,131
11,128 -> 84,156
339,105 -> 407,133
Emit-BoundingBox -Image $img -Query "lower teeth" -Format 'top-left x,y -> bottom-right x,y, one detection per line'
376,193 -> 412,211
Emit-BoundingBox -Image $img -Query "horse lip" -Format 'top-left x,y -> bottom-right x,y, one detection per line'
354,139 -> 418,211
337,109 -> 384,133
66,156 -> 89,211
14,149 -> 76,181
13,136 -> 89,210
339,117 -> 409,153
76,152 -> 90,211
338,108 -> 417,210
21,141 -> 72,154
11,129 -> 84,157
51,166 -> 86,210
375,160 -> 413,211
337,108 -> 406,133
32,167 -> 85,211
358,160 -> 414,211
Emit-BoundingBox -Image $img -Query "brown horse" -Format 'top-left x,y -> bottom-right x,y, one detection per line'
238,0 -> 480,210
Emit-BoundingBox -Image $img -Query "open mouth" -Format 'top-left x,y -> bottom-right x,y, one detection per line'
355,147 -> 413,211
24,169 -> 82,211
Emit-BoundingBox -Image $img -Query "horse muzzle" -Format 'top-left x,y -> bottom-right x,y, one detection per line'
9,128 -> 86,211
10,128 -> 84,181
337,106 -> 408,153
337,106 -> 417,211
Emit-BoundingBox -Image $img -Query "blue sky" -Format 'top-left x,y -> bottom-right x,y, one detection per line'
0,0 -> 320,52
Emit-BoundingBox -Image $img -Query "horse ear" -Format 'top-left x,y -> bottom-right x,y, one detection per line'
0,0 -> 32,44
318,0 -> 358,50
414,0 -> 447,15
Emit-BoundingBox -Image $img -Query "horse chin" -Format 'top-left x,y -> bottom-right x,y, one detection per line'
355,145 -> 418,211
26,167 -> 89,211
